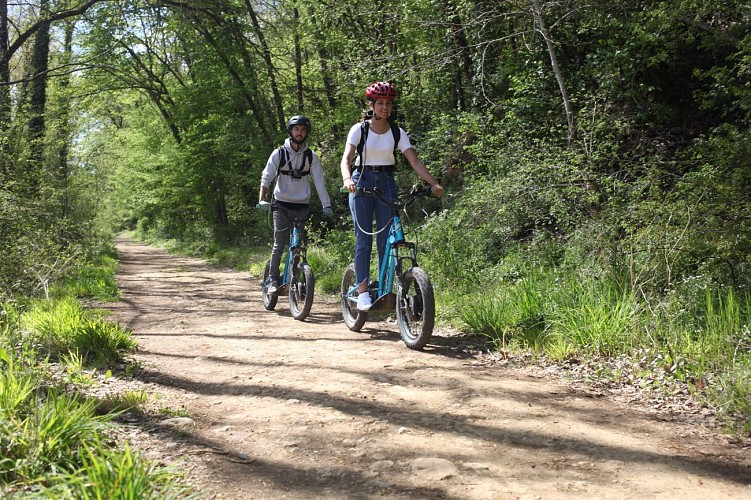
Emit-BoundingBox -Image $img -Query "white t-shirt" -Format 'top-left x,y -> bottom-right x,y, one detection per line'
346,122 -> 412,167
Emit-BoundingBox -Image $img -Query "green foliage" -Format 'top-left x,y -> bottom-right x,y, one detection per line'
1,301 -> 185,496
39,446 -> 196,500
642,288 -> 751,431
0,302 -> 21,340
0,348 -> 186,497
15,391 -> 110,478
656,289 -> 751,378
612,126 -> 751,296
157,407 -> 190,418
459,264 -> 638,357
0,191 -> 84,300
0,355 -> 39,427
458,266 -> 549,350
460,294 -> 517,348
22,298 -> 136,367
305,246 -> 342,295
549,278 -> 639,357
51,241 -> 120,302
707,358 -> 751,435
95,390 -> 148,417
0,354 -> 111,483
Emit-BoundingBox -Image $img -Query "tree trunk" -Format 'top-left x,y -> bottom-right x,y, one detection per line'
215,196 -> 228,227
442,0 -> 473,110
308,6 -> 339,136
57,21 -> 74,218
531,0 -> 577,146
28,0 -> 51,181
0,0 -> 10,185
293,6 -> 303,112
244,0 -> 285,130
0,0 -> 8,127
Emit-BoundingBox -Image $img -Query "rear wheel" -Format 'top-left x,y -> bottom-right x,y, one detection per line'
261,260 -> 277,310
341,263 -> 367,331
289,259 -> 315,320
397,267 -> 434,350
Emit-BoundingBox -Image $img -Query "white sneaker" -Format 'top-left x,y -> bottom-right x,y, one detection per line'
267,279 -> 279,295
357,291 -> 372,312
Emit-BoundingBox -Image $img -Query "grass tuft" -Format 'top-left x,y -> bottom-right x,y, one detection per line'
39,446 -> 197,499
24,298 -> 136,366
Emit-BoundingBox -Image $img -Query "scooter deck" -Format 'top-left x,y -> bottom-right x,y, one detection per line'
367,292 -> 396,312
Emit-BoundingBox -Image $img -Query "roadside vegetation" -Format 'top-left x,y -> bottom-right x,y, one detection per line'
0,246 -> 194,498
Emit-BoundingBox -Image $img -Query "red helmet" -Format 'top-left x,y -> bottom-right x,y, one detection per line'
366,81 -> 396,101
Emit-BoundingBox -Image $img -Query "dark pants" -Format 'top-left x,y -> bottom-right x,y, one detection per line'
270,205 -> 309,279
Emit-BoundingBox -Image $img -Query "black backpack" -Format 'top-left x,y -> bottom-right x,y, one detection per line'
354,119 -> 401,170
276,146 -> 313,179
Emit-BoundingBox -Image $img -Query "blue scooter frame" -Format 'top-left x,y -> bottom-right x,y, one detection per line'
341,184 -> 435,350
260,209 -> 315,321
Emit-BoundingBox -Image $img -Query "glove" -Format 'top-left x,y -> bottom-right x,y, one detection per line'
322,206 -> 334,218
257,200 -> 271,212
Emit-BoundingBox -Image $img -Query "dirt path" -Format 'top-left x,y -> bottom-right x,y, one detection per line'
106,238 -> 750,499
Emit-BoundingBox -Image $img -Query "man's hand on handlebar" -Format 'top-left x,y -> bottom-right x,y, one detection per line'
256,200 -> 271,212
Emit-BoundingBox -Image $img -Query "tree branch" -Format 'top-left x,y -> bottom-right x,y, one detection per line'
5,0 -> 110,61
676,16 -> 740,44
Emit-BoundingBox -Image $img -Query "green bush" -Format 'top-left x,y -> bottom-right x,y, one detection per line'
0,191 -> 95,301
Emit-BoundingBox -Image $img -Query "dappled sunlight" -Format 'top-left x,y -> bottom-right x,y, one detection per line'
110,238 -> 751,498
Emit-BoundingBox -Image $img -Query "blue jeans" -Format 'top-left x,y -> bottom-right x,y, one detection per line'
349,169 -> 397,287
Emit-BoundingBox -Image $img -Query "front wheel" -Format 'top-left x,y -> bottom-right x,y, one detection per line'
341,263 -> 367,331
397,267 -> 434,350
261,260 -> 278,310
289,260 -> 315,321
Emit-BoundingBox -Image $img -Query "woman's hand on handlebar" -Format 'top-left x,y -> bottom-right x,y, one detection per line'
342,177 -> 357,193
415,181 -> 444,198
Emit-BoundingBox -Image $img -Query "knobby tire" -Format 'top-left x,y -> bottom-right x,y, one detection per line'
397,267 -> 434,350
341,263 -> 367,331
289,260 -> 315,320
262,260 -> 278,310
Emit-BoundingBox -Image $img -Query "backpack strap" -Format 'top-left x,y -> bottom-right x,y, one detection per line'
355,120 -> 401,172
277,146 -> 312,177
355,121 -> 369,166
389,121 -> 400,153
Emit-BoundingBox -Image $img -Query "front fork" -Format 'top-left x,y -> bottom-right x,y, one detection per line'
393,242 -> 419,309
390,242 -> 418,291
